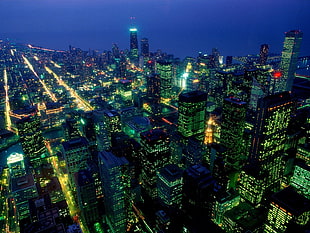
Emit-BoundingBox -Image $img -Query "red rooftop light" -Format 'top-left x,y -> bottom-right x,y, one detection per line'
273,71 -> 282,79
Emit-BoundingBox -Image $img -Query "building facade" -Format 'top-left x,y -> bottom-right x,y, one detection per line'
178,90 -> 208,141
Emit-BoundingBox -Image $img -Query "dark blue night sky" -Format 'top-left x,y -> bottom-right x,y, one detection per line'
0,0 -> 309,58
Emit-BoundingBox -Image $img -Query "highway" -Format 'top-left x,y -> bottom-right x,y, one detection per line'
48,152 -> 89,233
22,55 -> 58,102
3,69 -> 12,131
45,65 -> 94,111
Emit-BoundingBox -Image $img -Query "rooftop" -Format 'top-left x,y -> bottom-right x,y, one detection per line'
271,186 -> 310,216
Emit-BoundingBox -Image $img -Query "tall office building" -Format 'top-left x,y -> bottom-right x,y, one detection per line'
290,160 -> 310,199
63,118 -> 82,141
118,79 -> 133,107
221,97 -> 247,171
98,151 -> 130,233
259,44 -> 269,65
213,71 -> 231,107
16,114 -> 46,167
239,92 -> 295,204
222,201 -> 265,232
182,164 -> 219,222
81,112 -> 97,152
112,43 -> 120,58
226,56 -> 233,67
264,187 -> 310,233
104,110 -> 122,134
114,56 -> 127,79
62,137 -> 89,188
155,60 -> 173,100
178,90 -> 208,141
277,30 -> 303,93
141,38 -> 149,57
7,152 -> 26,178
140,129 -> 170,199
249,68 -> 272,111
228,70 -> 253,103
211,191 -> 240,226
129,27 -> 139,63
11,174 -> 38,221
183,136 -> 206,167
146,73 -> 161,115
157,164 -> 183,208
75,170 -> 99,227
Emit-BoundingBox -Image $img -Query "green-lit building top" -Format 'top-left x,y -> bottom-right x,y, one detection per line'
178,90 -> 208,140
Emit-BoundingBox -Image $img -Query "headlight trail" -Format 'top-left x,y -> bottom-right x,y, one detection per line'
22,55 -> 58,102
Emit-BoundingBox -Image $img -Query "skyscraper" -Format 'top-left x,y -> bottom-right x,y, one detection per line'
178,90 -> 208,141
98,151 -> 130,233
104,110 -> 122,134
259,44 -> 269,65
220,97 -> 247,190
63,117 -> 81,141
290,160 -> 310,199
62,137 -> 89,188
182,164 -> 219,224
157,164 -> 183,208
221,97 -> 247,171
7,152 -> 26,178
16,114 -> 46,167
264,187 -> 310,232
140,129 -> 170,199
140,37 -> 149,57
239,92 -> 295,204
146,73 -> 161,115
75,169 -> 99,226
226,56 -> 233,67
277,30 -> 303,93
129,27 -> 139,63
155,60 -> 173,100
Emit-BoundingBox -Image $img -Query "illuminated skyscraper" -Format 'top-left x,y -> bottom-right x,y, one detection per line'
211,191 -> 240,226
178,90 -> 208,141
157,164 -> 183,208
146,73 -> 161,115
114,56 -> 127,79
62,137 -> 89,188
221,97 -> 247,171
156,60 -> 173,100
63,118 -> 82,141
11,174 -> 38,221
259,44 -> 269,65
264,187 -> 310,233
182,164 -> 219,223
112,43 -> 120,58
277,30 -> 303,93
129,27 -> 139,63
16,114 -> 46,167
140,37 -> 149,57
81,112 -> 97,154
75,169 -> 99,226
98,151 -> 130,233
249,68 -> 272,110
239,92 -> 295,204
104,110 -> 122,134
118,79 -> 133,107
7,152 -> 26,178
140,129 -> 170,199
220,97 -> 247,190
290,160 -> 310,199
226,56 -> 233,67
